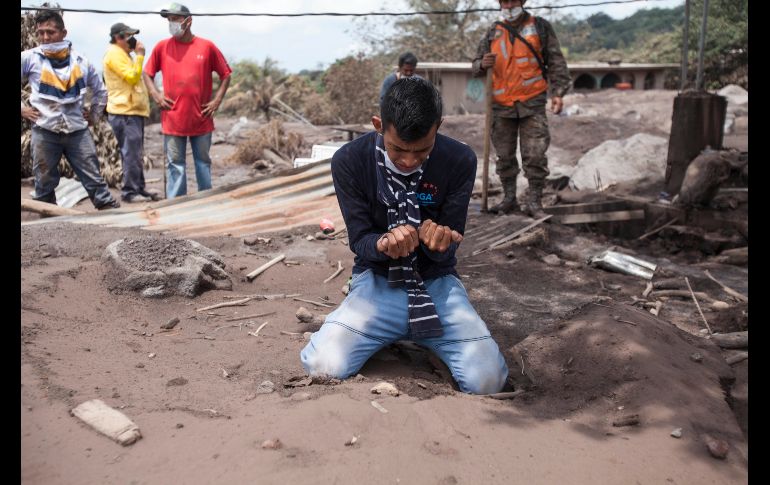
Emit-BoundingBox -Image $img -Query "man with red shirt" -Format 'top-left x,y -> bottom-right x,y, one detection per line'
142,3 -> 232,199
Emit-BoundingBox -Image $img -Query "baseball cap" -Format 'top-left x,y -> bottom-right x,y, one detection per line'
110,22 -> 140,37
160,3 -> 191,18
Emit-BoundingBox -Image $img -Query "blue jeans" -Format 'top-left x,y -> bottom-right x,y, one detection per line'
164,133 -> 212,199
108,114 -> 146,199
301,271 -> 509,394
30,126 -> 115,208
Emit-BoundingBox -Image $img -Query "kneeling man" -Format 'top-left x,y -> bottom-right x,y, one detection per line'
301,78 -> 509,394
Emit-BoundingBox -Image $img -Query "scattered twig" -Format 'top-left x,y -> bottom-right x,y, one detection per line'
247,254 -> 286,281
225,311 -> 276,322
724,351 -> 748,365
214,322 -> 256,332
280,330 -> 303,336
638,217 -> 679,240
157,330 -> 182,337
703,270 -> 748,303
248,321 -> 269,337
196,297 -> 253,312
650,301 -> 663,317
612,316 -> 639,327
324,261 -> 344,284
642,282 -> 653,298
685,277 -> 712,335
591,302 -> 613,308
293,297 -> 335,308
650,290 -> 715,303
327,226 -> 347,239
486,390 -> 526,400
223,293 -> 300,300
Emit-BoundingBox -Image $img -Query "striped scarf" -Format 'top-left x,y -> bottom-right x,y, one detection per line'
374,135 -> 443,339
36,41 -> 85,104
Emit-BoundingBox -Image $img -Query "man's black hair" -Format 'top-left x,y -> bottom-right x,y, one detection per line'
380,77 -> 442,142
398,52 -> 418,68
34,10 -> 65,30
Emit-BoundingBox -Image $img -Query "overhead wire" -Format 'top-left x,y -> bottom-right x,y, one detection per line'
21,0 -> 676,17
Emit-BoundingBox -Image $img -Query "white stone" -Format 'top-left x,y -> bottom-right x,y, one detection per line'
370,382 -> 400,397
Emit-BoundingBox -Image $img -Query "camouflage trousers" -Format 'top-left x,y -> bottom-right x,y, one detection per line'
491,110 -> 550,188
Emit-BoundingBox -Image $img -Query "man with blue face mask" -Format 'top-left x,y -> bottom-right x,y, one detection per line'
472,0 -> 571,217
142,3 -> 232,199
21,9 -> 120,210
301,78 -> 509,395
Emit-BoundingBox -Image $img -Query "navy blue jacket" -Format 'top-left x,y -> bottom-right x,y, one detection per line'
331,131 -> 476,280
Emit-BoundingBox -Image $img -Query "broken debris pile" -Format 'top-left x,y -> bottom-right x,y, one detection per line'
104,237 -> 232,298
227,119 -> 305,172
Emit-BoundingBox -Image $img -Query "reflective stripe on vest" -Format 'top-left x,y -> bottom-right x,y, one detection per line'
489,16 -> 548,106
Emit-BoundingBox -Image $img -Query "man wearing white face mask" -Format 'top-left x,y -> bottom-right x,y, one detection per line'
21,9 -> 120,210
143,3 -> 232,199
472,0 -> 571,217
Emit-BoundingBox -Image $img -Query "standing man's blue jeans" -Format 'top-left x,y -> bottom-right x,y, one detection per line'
108,114 -> 146,200
164,133 -> 213,199
30,126 -> 116,209
301,271 -> 509,394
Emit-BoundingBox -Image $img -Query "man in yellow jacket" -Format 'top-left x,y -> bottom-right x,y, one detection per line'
103,22 -> 158,202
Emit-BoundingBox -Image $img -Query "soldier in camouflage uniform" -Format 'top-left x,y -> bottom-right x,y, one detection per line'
472,0 -> 571,216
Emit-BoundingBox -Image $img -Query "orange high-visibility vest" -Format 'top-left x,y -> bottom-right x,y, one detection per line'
490,16 -> 548,105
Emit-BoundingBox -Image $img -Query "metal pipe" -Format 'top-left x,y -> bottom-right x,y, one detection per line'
680,0 -> 690,90
695,0 -> 710,90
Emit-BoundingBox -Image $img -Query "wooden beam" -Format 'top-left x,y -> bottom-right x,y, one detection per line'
710,331 -> 748,349
544,200 -> 630,215
553,210 -> 645,225
21,198 -> 84,217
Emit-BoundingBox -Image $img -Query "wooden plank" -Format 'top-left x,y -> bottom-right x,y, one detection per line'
21,198 -> 85,217
710,331 -> 748,349
553,210 -> 645,225
543,200 -> 629,216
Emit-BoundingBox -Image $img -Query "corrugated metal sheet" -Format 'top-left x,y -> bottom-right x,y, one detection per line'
22,159 -> 344,238
28,177 -> 89,208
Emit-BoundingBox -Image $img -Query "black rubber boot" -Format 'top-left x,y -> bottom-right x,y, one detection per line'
524,184 -> 546,218
488,180 -> 520,214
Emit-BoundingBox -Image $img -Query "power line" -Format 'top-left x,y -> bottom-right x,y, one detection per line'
20,0 -> 676,18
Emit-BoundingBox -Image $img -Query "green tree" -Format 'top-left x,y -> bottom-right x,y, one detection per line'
679,0 -> 748,89
357,0 -> 497,62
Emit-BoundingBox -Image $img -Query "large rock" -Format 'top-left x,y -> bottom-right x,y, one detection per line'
104,237 -> 232,298
717,85 -> 748,107
568,133 -> 668,190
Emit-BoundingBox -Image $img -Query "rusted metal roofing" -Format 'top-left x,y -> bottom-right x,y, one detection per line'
22,159 -> 343,238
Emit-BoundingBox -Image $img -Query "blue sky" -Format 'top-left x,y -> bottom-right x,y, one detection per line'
21,0 -> 684,73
